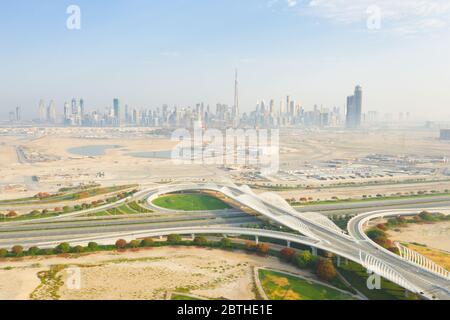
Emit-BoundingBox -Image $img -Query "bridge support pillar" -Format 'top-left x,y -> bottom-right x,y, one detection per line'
311,247 -> 317,256
337,256 -> 341,267
255,236 -> 259,245
287,241 -> 291,248
191,234 -> 195,241
159,236 -> 164,240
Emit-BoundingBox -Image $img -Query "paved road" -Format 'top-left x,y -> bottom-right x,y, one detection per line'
295,196 -> 450,216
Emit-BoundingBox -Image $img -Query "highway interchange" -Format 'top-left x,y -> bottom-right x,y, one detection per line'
0,183 -> 449,300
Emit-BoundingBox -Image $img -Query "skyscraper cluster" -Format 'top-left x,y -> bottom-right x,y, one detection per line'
37,99 -> 57,123
27,82 -> 362,130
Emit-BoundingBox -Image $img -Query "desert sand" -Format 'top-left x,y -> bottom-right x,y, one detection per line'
0,247 -> 313,300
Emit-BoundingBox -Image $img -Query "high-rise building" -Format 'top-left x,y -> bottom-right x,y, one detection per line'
64,102 -> 71,122
15,106 -> 21,121
71,98 -> 78,115
47,100 -> 57,123
79,99 -> 85,118
113,98 -> 120,124
346,85 -> 363,128
38,99 -> 46,122
232,70 -> 239,120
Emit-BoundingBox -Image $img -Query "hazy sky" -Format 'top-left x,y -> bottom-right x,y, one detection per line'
1,0 -> 450,120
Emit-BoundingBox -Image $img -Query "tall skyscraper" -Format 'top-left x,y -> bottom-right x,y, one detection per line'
79,99 -> 85,118
346,85 -> 363,129
113,98 -> 120,124
232,70 -> 239,119
71,98 -> 78,115
38,99 -> 46,122
64,102 -> 70,122
15,106 -> 21,121
47,100 -> 57,123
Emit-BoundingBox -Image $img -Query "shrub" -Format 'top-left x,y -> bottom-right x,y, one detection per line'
6,211 -> 17,218
11,245 -> 24,257
56,242 -> 71,254
256,243 -> 270,255
280,248 -> 296,262
73,245 -> 84,253
193,236 -> 208,246
419,211 -> 435,221
295,250 -> 315,269
0,248 -> 8,257
376,223 -> 386,230
245,241 -> 257,252
88,242 -> 99,251
316,258 -> 337,281
366,228 -> 386,240
115,239 -> 127,249
141,237 -> 154,247
129,240 -> 141,248
219,237 -> 232,248
28,246 -> 40,256
167,234 -> 182,243
43,248 -> 54,255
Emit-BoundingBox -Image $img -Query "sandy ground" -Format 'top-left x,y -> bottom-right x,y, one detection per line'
0,247 -> 313,300
387,221 -> 450,253
1,128 -> 450,203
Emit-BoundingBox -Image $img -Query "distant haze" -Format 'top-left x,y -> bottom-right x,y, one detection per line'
0,0 -> 449,120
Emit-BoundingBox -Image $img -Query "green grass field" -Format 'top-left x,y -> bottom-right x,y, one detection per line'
338,261 -> 420,300
152,194 -> 230,211
259,269 -> 355,300
171,294 -> 202,300
87,201 -> 153,217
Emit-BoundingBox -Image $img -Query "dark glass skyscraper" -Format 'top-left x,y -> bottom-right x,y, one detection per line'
346,85 -> 362,128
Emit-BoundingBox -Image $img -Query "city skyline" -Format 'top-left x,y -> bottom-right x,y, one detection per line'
1,1 -> 450,121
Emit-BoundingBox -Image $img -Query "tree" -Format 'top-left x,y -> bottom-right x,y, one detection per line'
115,239 -> 127,249
28,246 -> 40,256
88,242 -> 98,251
0,248 -> 8,258
256,243 -> 270,255
245,241 -> 257,252
296,250 -> 315,269
280,248 -> 296,262
167,234 -> 182,243
129,240 -> 141,248
366,228 -> 386,240
73,245 -> 84,253
141,237 -> 154,247
6,211 -> 17,218
43,248 -> 54,255
56,242 -> 71,254
316,258 -> 337,281
193,236 -> 208,246
219,237 -> 232,248
11,245 -> 24,257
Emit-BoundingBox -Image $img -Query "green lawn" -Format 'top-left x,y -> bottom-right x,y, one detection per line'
152,194 -> 230,211
171,294 -> 202,300
259,269 -> 355,300
338,261 -> 420,300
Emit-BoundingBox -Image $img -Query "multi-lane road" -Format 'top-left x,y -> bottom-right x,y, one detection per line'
0,183 -> 449,300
